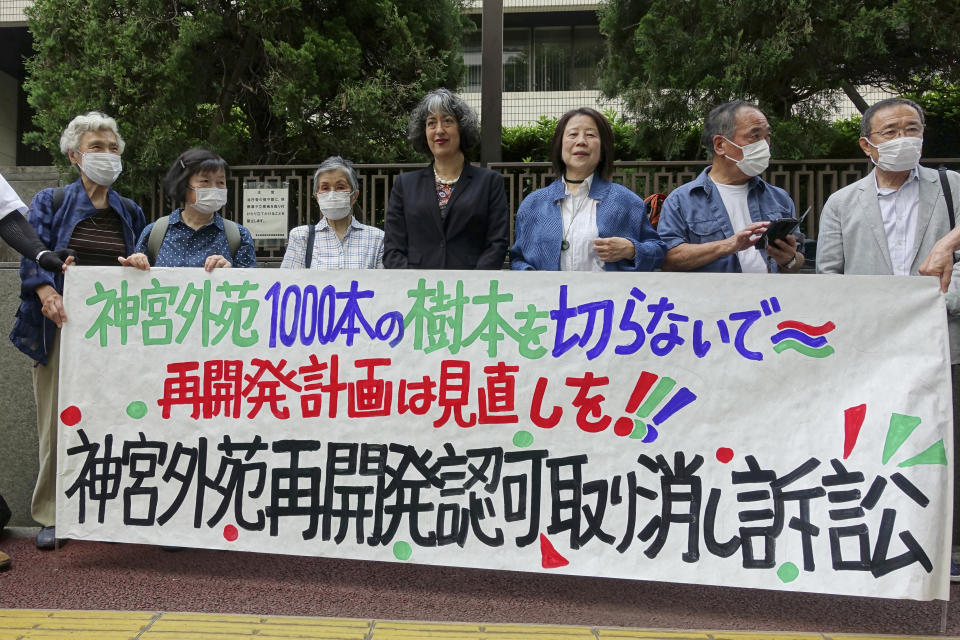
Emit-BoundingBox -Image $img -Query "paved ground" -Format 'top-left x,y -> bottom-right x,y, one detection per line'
0,532 -> 958,638
0,609 -> 955,640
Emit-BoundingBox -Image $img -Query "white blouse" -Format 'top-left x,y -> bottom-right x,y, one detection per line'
560,175 -> 604,272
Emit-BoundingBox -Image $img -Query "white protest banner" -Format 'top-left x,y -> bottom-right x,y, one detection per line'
57,267 -> 952,600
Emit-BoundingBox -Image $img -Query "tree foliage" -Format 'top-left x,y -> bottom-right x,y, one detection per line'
24,0 -> 468,192
599,0 -> 960,158
904,79 -> 960,158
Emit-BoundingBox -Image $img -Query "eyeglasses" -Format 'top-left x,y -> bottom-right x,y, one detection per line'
869,125 -> 924,141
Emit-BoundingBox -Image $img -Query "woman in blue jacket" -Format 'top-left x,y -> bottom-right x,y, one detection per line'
510,107 -> 665,271
9,111 -> 146,551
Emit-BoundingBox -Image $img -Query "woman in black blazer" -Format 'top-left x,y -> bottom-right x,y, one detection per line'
383,89 -> 509,269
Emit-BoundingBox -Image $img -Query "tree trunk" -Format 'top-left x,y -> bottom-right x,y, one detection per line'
841,83 -> 870,114
210,26 -> 260,142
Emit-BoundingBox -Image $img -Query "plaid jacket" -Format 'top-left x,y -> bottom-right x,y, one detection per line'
9,178 -> 145,364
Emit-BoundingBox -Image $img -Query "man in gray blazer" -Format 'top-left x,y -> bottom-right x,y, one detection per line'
816,97 -> 960,353
817,96 -> 960,578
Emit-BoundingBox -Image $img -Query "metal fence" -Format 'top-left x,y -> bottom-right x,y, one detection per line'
141,158 -> 960,263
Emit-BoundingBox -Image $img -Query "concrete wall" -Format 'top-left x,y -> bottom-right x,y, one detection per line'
0,165 -> 63,263
0,72 -> 18,167
0,267 -> 39,526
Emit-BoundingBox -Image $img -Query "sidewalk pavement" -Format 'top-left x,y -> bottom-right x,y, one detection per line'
0,611 -> 956,640
1,529 -> 958,639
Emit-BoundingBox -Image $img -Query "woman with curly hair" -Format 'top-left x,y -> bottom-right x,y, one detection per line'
383,88 -> 509,270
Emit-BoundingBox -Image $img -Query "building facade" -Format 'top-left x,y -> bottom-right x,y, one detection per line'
460,0 -> 622,126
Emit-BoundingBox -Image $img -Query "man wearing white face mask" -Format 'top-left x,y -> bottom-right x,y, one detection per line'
659,100 -> 804,273
817,98 -> 960,581
280,156 -> 384,270
9,111 -> 146,550
817,98 -> 959,280
120,147 -> 257,271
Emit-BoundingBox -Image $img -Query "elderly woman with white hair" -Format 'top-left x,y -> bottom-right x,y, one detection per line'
383,88 -> 508,269
281,156 -> 384,269
9,110 -> 146,551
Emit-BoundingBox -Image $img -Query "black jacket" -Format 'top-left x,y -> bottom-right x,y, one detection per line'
383,163 -> 509,269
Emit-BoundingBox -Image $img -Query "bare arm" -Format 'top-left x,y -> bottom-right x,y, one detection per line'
920,226 -> 960,292
662,221 -> 769,271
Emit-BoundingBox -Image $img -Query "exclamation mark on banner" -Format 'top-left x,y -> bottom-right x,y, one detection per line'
625,372 -> 697,442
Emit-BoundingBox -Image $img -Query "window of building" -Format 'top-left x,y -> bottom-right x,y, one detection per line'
462,24 -> 602,93
463,36 -> 482,92
503,28 -> 530,92
533,27 -> 569,91
571,25 -> 603,91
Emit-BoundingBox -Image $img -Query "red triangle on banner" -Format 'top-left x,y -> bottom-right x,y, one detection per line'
843,404 -> 867,459
539,533 -> 569,569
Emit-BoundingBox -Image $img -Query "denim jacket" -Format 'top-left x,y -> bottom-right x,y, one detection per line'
9,178 -> 145,364
657,168 -> 796,272
510,174 -> 665,271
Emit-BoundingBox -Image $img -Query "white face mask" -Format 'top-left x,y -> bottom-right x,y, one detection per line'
722,138 -> 771,177
865,136 -> 923,172
189,187 -> 228,214
316,191 -> 353,220
79,152 -> 122,186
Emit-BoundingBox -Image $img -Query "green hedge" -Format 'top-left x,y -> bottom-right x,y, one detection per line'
500,111 -> 864,162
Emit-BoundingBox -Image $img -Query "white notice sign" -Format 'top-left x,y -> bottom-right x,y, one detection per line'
243,184 -> 288,241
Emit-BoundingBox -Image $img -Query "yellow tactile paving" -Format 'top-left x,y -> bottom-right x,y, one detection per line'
159,613 -> 267,623
254,632 -> 368,640
485,624 -> 594,634
825,637 -> 948,640
709,634 -> 822,640
597,632 -> 714,639
375,622 -> 484,631
260,617 -> 370,628
0,633 -> 143,640
142,613 -> 373,639
0,609 -> 152,639
0,610 -> 956,640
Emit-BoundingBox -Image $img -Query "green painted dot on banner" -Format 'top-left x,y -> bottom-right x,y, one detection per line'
126,401 -> 148,419
393,541 -> 412,561
777,562 -> 799,583
513,430 -> 534,448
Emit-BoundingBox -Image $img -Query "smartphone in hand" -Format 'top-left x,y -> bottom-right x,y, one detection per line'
758,206 -> 811,250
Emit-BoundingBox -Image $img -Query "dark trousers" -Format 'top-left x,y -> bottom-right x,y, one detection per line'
0,493 -> 9,533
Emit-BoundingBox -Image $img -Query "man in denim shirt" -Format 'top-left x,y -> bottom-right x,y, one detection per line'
658,101 -> 804,273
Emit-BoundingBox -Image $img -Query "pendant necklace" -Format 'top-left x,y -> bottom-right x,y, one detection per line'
560,181 -> 589,252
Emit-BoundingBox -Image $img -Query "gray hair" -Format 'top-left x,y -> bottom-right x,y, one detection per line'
860,98 -> 925,138
701,100 -> 759,158
313,156 -> 359,192
407,88 -> 480,157
59,111 -> 125,155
